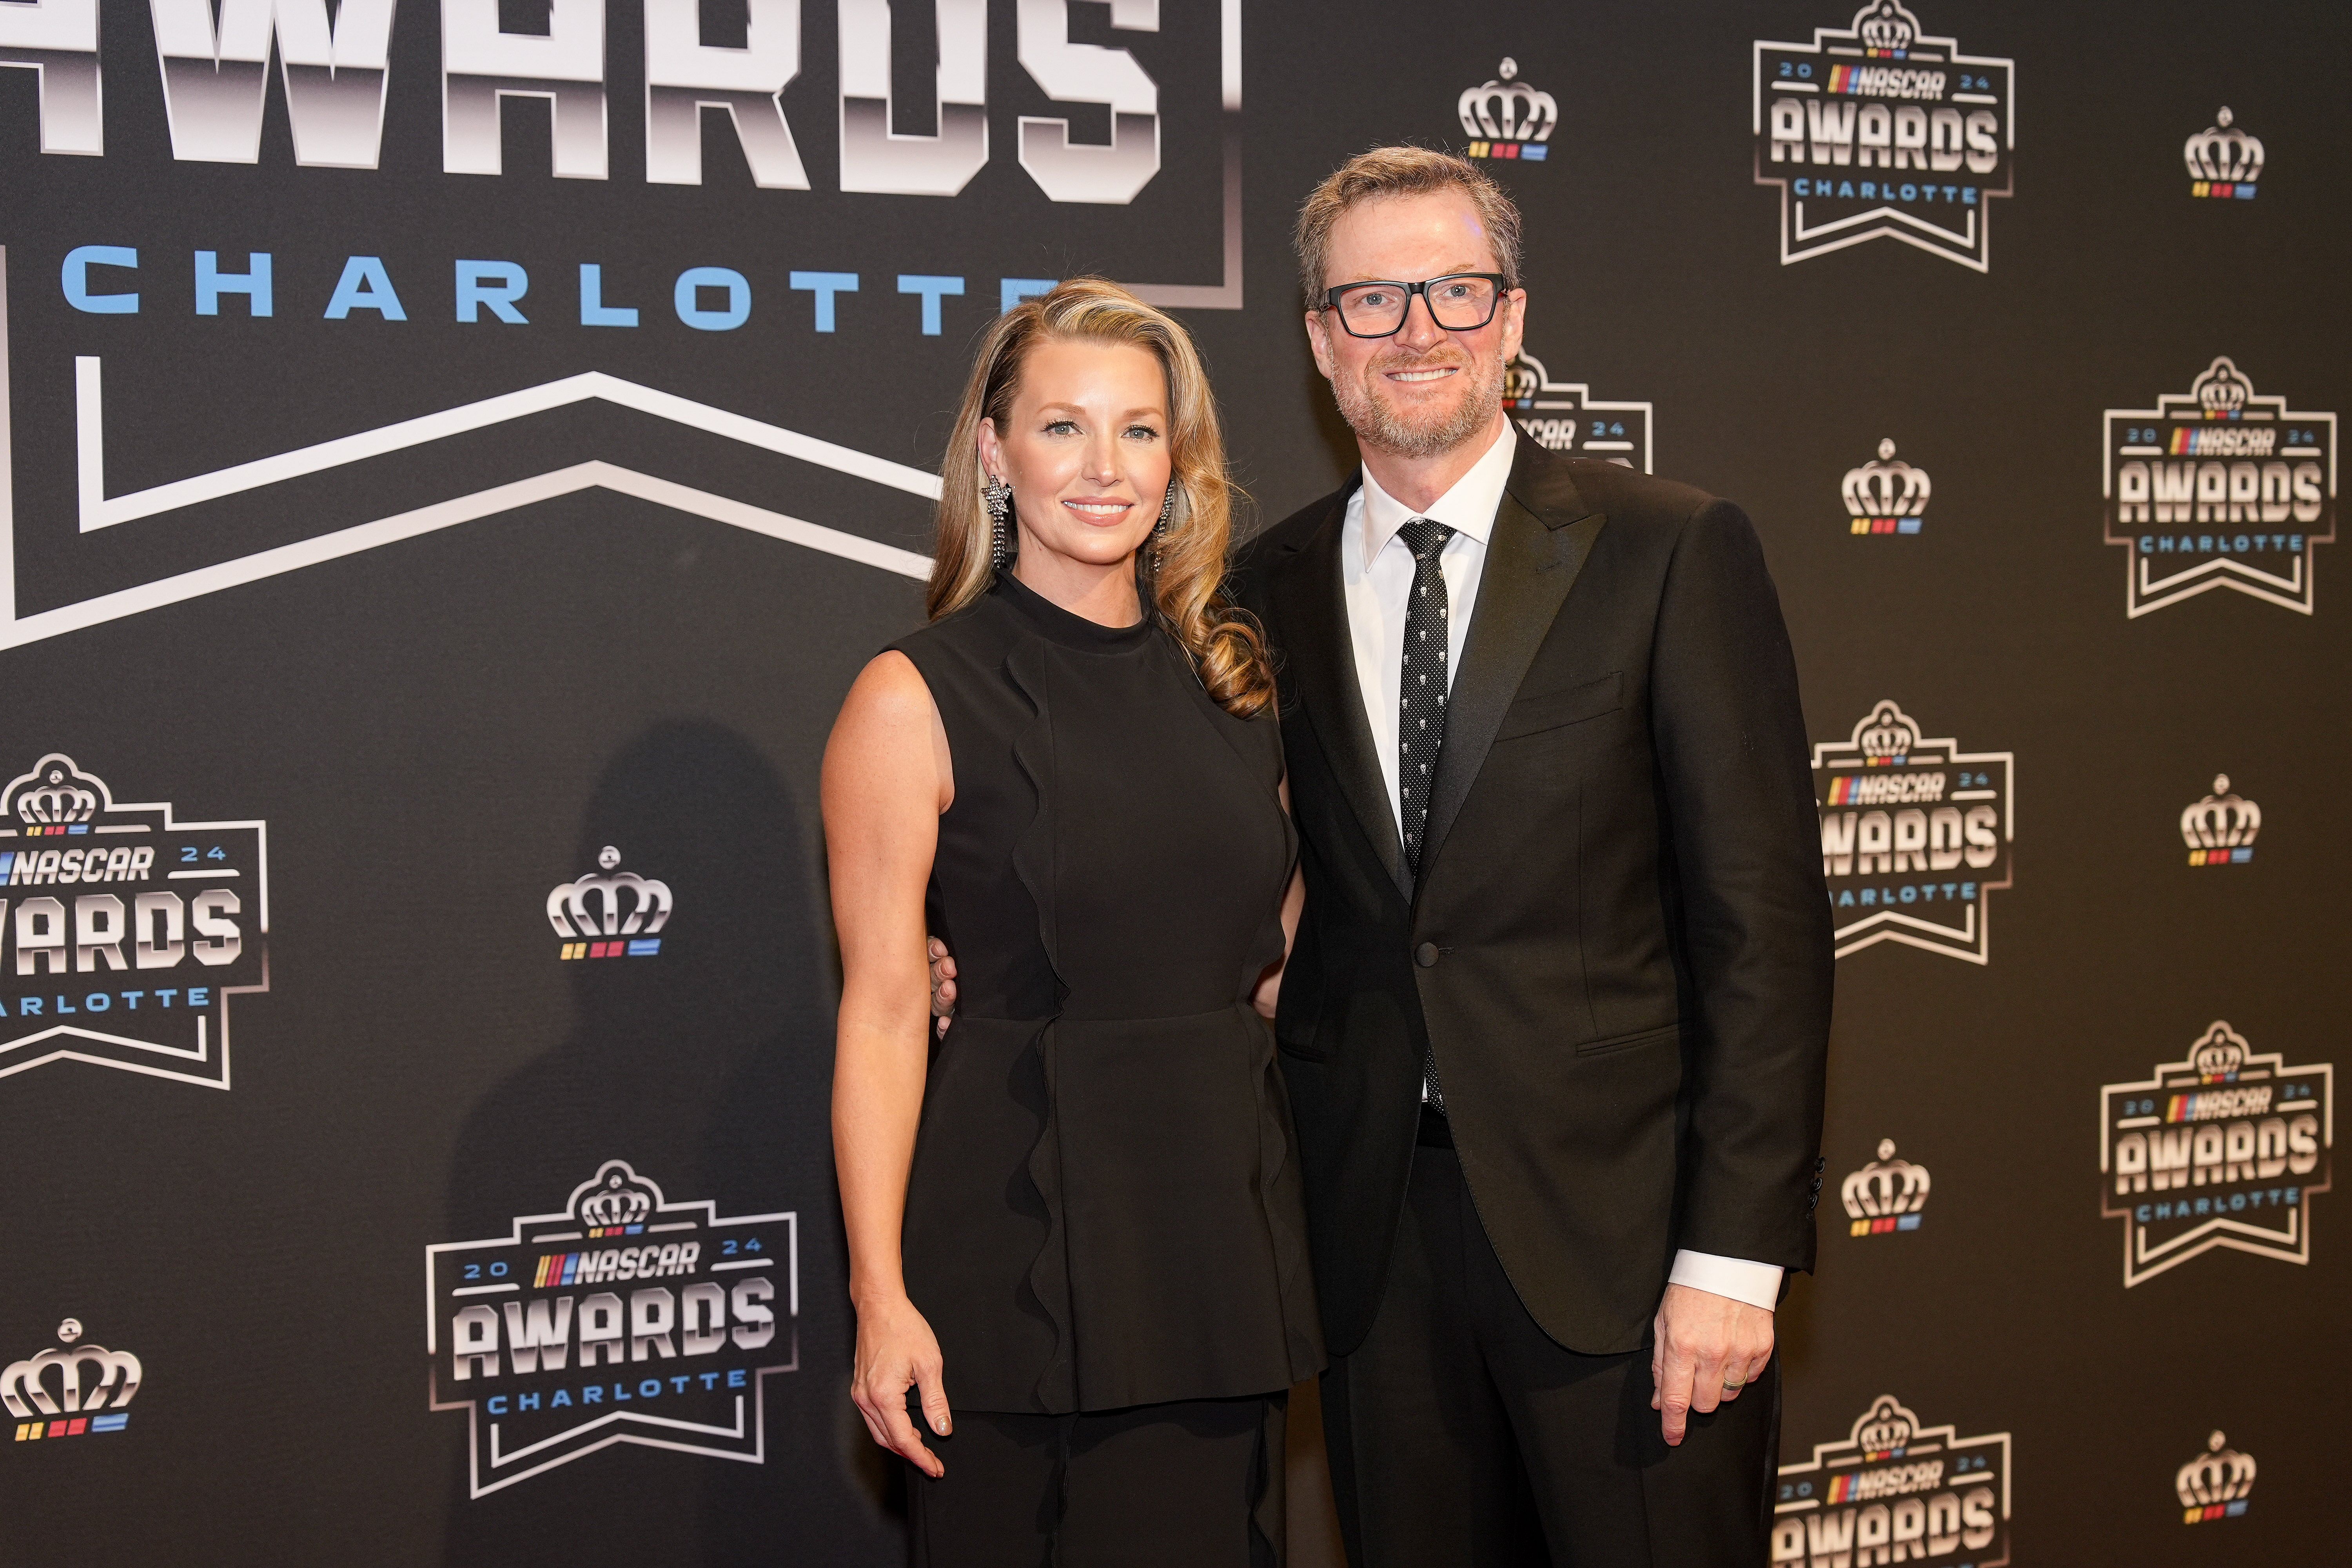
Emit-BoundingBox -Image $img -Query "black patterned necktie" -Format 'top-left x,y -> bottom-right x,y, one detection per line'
1396,517 -> 1454,1114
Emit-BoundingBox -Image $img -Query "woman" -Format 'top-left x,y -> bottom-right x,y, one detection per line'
824,279 -> 1321,1565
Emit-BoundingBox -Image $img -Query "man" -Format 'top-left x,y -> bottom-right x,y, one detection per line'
1232,147 -> 1833,1565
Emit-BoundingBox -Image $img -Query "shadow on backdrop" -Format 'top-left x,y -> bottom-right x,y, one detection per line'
438,720 -> 896,1566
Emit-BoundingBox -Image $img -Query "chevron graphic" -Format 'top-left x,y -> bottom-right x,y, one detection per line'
0,248 -> 944,652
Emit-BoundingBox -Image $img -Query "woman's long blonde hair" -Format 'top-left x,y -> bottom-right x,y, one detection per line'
928,278 -> 1276,719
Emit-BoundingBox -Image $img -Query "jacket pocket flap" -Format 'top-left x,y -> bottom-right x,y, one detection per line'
1573,1020 -> 1681,1057
1495,671 -> 1624,740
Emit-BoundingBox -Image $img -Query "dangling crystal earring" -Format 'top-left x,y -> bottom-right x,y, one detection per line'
984,476 -> 1014,568
1151,485 -> 1177,574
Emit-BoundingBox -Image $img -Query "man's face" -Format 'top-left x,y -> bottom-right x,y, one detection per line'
1305,190 -> 1526,461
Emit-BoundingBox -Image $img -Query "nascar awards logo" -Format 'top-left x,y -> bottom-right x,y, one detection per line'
1504,350 -> 1653,471
0,754 -> 268,1089
2181,775 -> 2259,867
1457,58 -> 1555,164
1844,438 -> 1931,535
1843,1139 -> 1929,1237
2185,107 -> 2262,199
2177,1430 -> 2256,1524
1773,1395 -> 2009,1568
1753,2 -> 2015,271
548,845 -> 672,961
2102,1022 -> 2332,1287
428,1160 -> 797,1497
1813,701 -> 2013,963
6,1318 -> 142,1443
2104,356 -> 2336,616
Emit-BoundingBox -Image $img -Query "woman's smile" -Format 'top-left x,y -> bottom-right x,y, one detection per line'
1062,497 -> 1134,525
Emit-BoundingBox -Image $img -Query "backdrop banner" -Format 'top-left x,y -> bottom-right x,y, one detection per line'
4,3 -> 2341,1563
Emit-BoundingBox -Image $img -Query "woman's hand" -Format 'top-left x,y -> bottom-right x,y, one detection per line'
851,1293 -> 953,1478
1252,782 -> 1305,1019
927,936 -> 958,1039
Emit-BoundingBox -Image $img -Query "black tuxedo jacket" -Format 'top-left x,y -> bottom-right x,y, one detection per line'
1232,437 -> 1833,1358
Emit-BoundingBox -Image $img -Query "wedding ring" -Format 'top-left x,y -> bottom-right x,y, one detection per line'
1722,1377 -> 1745,1392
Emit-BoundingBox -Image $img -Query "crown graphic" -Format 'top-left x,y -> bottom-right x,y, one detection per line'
5,755 -> 108,826
2184,108 -> 2264,185
1458,58 -> 1558,145
1853,0 -> 1921,51
2176,1430 -> 2257,1507
1842,1139 -> 1931,1218
2190,356 -> 2253,415
572,1162 -> 660,1229
547,849 -> 674,939
1841,438 -> 1932,518
2186,1021 -> 2250,1077
1,1319 -> 142,1420
1850,1395 -> 1919,1452
1851,700 -> 1921,759
2181,775 -> 2261,849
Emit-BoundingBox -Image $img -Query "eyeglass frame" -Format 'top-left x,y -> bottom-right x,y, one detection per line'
1317,272 -> 1513,339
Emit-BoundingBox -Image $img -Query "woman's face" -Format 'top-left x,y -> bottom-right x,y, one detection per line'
978,338 -> 1172,572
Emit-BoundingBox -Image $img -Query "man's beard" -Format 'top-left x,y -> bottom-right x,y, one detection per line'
1330,347 -> 1506,460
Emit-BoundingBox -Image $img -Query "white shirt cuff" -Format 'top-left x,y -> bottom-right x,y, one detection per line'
1668,1250 -> 1784,1311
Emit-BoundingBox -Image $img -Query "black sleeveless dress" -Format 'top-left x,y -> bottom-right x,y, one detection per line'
888,571 -> 1323,1415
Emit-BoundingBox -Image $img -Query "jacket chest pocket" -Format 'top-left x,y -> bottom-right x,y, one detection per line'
1494,671 -> 1624,741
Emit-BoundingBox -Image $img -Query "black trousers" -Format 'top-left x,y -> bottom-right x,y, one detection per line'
1321,1123 -> 1779,1568
906,1391 -> 1285,1568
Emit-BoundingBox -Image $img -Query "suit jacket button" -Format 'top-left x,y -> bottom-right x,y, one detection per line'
1414,942 -> 1440,967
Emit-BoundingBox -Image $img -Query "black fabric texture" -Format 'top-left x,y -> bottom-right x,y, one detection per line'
1230,439 -> 1835,1359
887,571 -> 1323,1414
1320,1145 -> 1780,1568
905,1390 -> 1288,1568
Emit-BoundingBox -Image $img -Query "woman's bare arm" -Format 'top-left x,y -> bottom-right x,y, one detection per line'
824,649 -> 954,1475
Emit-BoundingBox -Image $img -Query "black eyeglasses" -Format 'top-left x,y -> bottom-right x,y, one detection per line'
1320,273 -> 1508,338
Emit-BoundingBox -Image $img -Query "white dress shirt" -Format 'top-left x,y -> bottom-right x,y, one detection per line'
1338,421 -> 1783,1314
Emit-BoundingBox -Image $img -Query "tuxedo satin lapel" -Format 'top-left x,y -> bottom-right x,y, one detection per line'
1272,495 -> 1410,896
1420,491 -> 1605,877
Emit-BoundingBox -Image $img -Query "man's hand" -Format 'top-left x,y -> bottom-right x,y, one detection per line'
1649,1283 -> 1774,1446
926,937 -> 956,1040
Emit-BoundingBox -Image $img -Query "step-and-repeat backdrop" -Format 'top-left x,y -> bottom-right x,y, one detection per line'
4,2 -> 2341,1562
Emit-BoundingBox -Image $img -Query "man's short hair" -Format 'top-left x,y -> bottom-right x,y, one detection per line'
1294,145 -> 1525,311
